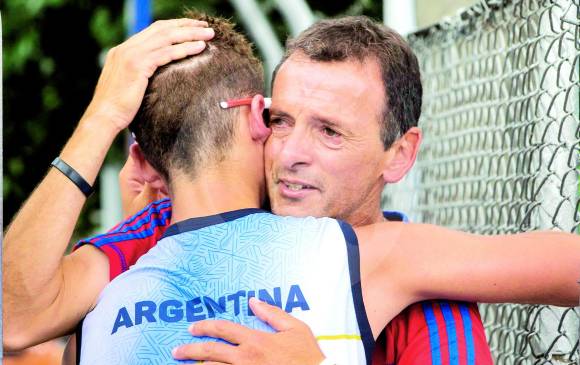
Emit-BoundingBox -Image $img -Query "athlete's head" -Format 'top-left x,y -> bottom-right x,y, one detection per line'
265,16 -> 423,226
130,11 -> 266,193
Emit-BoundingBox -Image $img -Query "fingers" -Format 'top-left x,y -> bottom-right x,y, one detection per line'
107,17 -> 214,77
124,183 -> 159,217
189,320 -> 258,345
249,297 -> 301,332
84,17 -> 213,130
172,341 -> 236,363
122,23 -> 213,77
146,41 -> 207,74
141,26 -> 215,52
172,18 -> 209,28
130,18 -> 209,43
150,18 -> 209,29
152,18 -> 209,30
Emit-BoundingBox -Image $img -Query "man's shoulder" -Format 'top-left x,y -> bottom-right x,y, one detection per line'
383,210 -> 409,222
76,198 -> 172,249
74,198 -> 172,279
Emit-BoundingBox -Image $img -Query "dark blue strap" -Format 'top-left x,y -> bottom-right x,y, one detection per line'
51,157 -> 94,197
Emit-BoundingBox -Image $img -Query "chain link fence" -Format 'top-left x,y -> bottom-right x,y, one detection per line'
382,0 -> 580,363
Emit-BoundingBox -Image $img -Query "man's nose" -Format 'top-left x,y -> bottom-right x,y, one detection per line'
278,125 -> 313,171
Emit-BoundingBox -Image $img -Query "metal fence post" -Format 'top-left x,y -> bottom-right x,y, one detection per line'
273,0 -> 315,36
229,0 -> 284,81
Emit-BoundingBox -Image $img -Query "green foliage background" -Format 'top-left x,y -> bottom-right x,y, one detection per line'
2,0 -> 380,239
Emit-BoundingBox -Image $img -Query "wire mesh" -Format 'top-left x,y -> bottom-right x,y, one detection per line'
382,0 -> 580,363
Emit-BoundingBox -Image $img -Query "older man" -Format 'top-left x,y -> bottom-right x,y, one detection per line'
4,13 -> 579,365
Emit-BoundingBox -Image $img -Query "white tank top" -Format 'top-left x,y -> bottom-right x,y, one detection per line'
80,209 -> 373,364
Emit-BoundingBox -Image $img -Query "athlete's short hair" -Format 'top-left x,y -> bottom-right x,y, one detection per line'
273,16 -> 422,150
130,10 -> 264,183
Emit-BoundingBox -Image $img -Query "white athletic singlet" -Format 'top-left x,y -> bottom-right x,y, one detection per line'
79,209 -> 374,364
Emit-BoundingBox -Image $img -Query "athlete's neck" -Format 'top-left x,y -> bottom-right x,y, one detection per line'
169,163 -> 265,223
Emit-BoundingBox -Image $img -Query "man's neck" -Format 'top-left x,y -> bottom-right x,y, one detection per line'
169,166 -> 263,224
347,208 -> 386,228
342,188 -> 387,227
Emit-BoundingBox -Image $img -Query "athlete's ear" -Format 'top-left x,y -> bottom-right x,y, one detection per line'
129,143 -> 169,195
381,127 -> 422,184
249,94 -> 271,143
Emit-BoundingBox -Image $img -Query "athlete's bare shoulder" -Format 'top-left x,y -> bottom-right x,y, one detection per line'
353,222 -> 413,337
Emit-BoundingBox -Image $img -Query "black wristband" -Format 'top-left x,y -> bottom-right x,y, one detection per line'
50,157 -> 95,197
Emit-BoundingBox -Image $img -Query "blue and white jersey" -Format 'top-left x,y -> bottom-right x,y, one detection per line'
80,209 -> 374,364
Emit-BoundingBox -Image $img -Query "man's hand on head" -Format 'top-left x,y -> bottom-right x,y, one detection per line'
172,298 -> 326,365
82,18 -> 215,133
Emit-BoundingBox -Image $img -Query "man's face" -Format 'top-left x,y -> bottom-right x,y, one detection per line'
265,53 -> 389,226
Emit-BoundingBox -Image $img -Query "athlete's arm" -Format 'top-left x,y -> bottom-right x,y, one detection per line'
356,222 -> 580,331
2,19 -> 214,351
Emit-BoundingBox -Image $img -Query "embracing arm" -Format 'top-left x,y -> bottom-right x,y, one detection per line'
358,222 -> 580,314
3,112 -> 120,350
2,19 -> 213,350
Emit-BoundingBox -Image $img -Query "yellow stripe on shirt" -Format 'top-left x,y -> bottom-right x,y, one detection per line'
316,334 -> 362,341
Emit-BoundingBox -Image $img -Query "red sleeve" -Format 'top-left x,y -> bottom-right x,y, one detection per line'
373,301 -> 493,365
74,198 -> 172,280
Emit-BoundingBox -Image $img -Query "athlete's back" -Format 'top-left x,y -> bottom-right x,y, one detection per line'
80,209 -> 373,364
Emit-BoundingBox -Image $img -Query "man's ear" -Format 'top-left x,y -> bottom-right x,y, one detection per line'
248,94 -> 271,143
129,143 -> 169,195
382,127 -> 422,184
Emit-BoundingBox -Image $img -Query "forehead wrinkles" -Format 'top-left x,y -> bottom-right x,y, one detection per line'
274,55 -> 383,124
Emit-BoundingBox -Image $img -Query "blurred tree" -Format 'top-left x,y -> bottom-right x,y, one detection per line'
3,0 -> 125,238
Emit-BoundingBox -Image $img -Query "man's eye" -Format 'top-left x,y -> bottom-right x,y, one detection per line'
269,118 -> 286,127
322,127 -> 340,138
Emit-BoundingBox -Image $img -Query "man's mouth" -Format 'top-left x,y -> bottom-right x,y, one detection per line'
284,182 -> 314,191
277,178 -> 317,198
